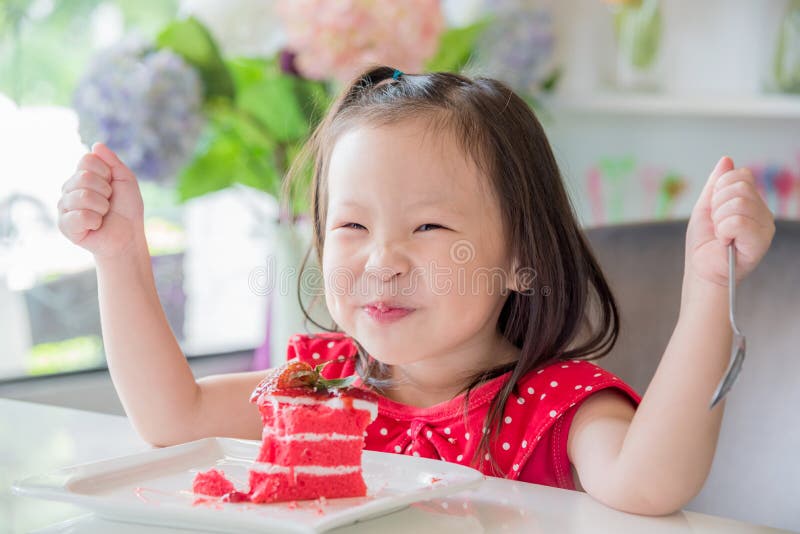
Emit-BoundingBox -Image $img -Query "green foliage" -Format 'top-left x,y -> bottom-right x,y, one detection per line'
0,0 -> 178,105
171,53 -> 329,215
426,16 -> 492,73
156,16 -> 235,100
28,335 -> 104,375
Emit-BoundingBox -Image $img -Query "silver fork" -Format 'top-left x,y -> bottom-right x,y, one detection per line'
709,242 -> 747,409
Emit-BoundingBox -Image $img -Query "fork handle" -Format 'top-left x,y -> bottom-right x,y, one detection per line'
728,241 -> 742,337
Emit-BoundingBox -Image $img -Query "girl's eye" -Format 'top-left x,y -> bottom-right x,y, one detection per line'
416,223 -> 444,232
342,222 -> 366,230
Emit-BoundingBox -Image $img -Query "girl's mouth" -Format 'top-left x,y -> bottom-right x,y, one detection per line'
363,305 -> 415,324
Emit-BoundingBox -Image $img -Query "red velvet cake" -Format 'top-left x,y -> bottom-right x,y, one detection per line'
192,360 -> 378,504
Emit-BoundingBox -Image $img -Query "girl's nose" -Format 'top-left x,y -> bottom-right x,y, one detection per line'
364,242 -> 411,282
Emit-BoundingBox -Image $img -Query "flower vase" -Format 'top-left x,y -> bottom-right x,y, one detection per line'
255,216 -> 332,369
774,0 -> 800,93
612,0 -> 662,91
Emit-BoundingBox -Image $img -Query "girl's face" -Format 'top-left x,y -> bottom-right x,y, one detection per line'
322,118 -> 516,370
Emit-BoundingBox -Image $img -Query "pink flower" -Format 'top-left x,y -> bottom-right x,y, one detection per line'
276,0 -> 445,83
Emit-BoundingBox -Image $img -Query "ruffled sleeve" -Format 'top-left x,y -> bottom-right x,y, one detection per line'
513,361 -> 641,489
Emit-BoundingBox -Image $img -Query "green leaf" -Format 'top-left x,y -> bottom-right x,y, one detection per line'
425,16 -> 493,73
156,16 -> 235,100
318,375 -> 358,390
238,74 -> 309,143
176,108 -> 281,202
314,360 -> 333,375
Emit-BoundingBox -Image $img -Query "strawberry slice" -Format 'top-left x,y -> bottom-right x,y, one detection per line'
249,360 -> 358,403
276,360 -> 317,389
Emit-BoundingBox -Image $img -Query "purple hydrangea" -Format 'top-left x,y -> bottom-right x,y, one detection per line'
72,37 -> 205,184
476,0 -> 557,96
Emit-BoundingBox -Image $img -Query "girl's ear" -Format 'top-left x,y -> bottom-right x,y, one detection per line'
506,257 -> 537,294
505,257 -> 523,293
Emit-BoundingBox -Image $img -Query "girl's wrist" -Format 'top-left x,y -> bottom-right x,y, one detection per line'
94,232 -> 151,273
679,266 -> 729,318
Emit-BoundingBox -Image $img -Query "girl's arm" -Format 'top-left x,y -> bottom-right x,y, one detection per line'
60,144 -> 266,447
96,239 -> 267,446
567,157 -> 775,515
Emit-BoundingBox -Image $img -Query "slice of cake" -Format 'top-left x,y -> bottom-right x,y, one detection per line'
192,360 -> 378,504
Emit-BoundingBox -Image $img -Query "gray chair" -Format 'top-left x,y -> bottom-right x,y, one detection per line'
584,219 -> 800,532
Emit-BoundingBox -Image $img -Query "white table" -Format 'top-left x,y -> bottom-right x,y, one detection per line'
1,398 -> 791,534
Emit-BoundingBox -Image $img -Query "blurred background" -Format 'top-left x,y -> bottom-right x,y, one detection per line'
0,0 -> 798,406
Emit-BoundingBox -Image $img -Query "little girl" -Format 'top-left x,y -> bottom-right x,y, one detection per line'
57,66 -> 775,516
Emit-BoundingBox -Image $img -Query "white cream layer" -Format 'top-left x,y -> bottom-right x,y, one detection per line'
250,463 -> 361,475
268,395 -> 378,421
261,430 -> 363,441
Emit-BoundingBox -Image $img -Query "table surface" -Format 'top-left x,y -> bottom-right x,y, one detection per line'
1,398 -> 792,534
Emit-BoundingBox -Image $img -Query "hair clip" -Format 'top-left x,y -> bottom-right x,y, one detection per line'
392,69 -> 404,80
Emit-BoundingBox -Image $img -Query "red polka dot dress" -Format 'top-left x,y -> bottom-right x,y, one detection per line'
285,331 -> 641,490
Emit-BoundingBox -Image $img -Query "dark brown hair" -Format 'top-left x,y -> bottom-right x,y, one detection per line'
284,65 -> 619,476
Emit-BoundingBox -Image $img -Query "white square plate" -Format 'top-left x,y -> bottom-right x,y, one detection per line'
12,437 -> 485,533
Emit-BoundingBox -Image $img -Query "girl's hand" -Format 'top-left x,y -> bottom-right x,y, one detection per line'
57,143 -> 145,259
685,156 -> 775,287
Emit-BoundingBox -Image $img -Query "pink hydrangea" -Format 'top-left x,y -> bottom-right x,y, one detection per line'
276,0 -> 445,83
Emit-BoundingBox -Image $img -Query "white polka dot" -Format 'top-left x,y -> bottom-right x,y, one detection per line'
549,410 -> 557,418
540,393 -> 546,400
444,427 -> 451,435
593,373 -> 602,378
517,397 -> 525,405
363,431 -> 368,437
561,365 -> 569,368
407,428 -> 412,436
426,430 -> 432,439
502,442 -> 511,451
448,438 -> 455,444
513,464 -> 519,471
413,451 -> 420,457
465,432 -> 470,440
457,454 -> 463,462
575,385 -> 583,390
482,426 -> 488,434
327,341 -> 335,348
380,428 -> 388,436
312,352 -> 321,360
337,355 -> 345,362
550,381 -> 559,387
527,387 -> 535,395
484,453 -> 490,460
504,416 -> 512,424
585,386 -> 593,391
522,440 -> 528,448
394,445 -> 402,453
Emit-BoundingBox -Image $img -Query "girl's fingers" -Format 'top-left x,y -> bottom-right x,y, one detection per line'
58,188 -> 110,216
58,209 -> 103,241
713,167 -> 757,193
76,152 -> 111,181
61,170 -> 113,198
91,142 -> 136,182
711,196 -> 766,227
711,180 -> 761,213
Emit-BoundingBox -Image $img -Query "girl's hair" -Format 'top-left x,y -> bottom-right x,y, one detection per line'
284,65 -> 619,476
